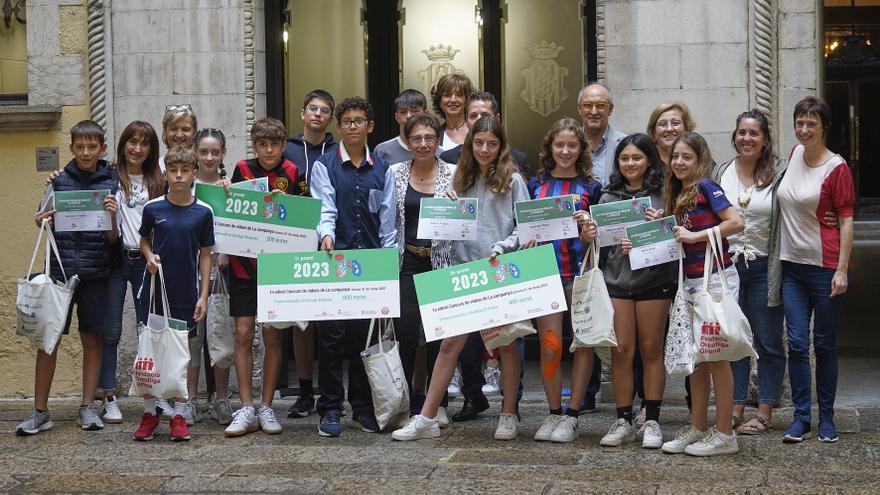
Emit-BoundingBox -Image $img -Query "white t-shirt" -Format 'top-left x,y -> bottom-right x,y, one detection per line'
116,174 -> 150,250
720,162 -> 772,259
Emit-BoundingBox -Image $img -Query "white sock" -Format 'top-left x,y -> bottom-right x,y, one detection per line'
144,398 -> 157,415
173,400 -> 187,416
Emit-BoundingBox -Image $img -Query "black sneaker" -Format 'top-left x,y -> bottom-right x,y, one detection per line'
287,395 -> 315,418
353,410 -> 381,433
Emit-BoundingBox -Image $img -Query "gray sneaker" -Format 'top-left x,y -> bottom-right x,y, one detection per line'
258,404 -> 282,434
224,406 -> 259,437
78,404 -> 104,431
183,397 -> 201,426
210,395 -> 234,425
16,409 -> 53,436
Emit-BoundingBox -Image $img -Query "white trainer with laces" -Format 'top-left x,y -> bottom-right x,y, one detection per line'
600,418 -> 635,446
481,367 -> 500,396
437,407 -> 450,429
550,415 -> 579,443
684,428 -> 739,456
494,413 -> 519,441
534,414 -> 563,442
639,420 -> 663,449
392,415 -> 440,441
661,425 -> 707,454
101,395 -> 123,424
258,404 -> 282,434
224,406 -> 259,437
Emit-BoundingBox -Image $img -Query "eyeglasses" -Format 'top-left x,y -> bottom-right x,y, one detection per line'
339,118 -> 369,128
306,104 -> 332,116
409,134 -> 437,145
165,104 -> 193,112
578,102 -> 609,112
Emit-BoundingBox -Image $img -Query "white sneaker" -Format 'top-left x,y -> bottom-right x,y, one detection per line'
447,367 -> 461,398
684,428 -> 739,456
600,418 -> 636,446
258,404 -> 282,434
101,395 -> 123,424
494,413 -> 519,441
639,420 -> 663,449
437,407 -> 450,429
156,399 -> 174,421
661,425 -> 706,454
183,397 -> 201,426
534,414 -> 563,442
481,367 -> 500,396
224,406 -> 259,437
550,415 -> 579,443
392,414 -> 440,441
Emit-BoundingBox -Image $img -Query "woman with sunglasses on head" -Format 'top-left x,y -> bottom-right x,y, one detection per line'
392,116 -> 528,441
159,104 -> 198,169
379,113 -> 456,425
96,121 -> 165,425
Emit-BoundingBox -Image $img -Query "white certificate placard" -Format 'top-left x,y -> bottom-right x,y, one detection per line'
416,197 -> 477,241
515,195 -> 578,243
54,189 -> 112,232
625,216 -> 679,270
589,197 -> 652,247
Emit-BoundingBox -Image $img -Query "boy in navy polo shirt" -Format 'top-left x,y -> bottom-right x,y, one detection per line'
310,96 -> 389,436
134,147 -> 214,442
17,120 -> 119,436
224,117 -> 299,437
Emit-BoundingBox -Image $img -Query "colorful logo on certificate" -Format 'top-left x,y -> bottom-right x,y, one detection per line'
333,253 -> 362,278
92,191 -> 102,205
659,218 -> 675,233
554,197 -> 573,212
489,259 -> 521,283
459,200 -> 475,214
262,195 -> 288,221
631,200 -> 648,215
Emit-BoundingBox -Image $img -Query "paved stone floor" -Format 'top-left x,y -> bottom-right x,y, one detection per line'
2,358 -> 879,494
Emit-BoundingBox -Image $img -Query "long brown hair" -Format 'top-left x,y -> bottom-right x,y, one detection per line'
453,117 -> 516,194
665,132 -> 714,216
537,117 -> 593,179
116,121 -> 164,200
731,109 -> 777,190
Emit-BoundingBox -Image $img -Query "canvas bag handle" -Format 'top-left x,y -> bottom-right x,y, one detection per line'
26,218 -> 68,283
148,264 -> 174,330
577,239 -> 599,276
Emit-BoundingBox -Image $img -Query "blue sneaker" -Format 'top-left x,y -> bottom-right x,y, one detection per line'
782,419 -> 812,443
353,410 -> 381,433
318,410 -> 343,437
818,417 -> 839,443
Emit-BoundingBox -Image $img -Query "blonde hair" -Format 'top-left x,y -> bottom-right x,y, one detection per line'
161,106 -> 198,148
646,101 -> 696,137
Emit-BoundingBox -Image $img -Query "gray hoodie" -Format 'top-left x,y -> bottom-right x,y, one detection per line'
450,173 -> 528,265
598,185 -> 676,295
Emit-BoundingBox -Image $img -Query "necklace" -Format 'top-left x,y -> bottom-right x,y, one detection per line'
447,119 -> 467,132
735,160 -> 755,208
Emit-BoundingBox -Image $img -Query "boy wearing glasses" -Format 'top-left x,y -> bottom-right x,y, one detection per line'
224,117 -> 299,437
374,89 -> 429,165
310,96 -> 389,437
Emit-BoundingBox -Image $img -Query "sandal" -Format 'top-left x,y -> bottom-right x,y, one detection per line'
731,415 -> 742,430
736,416 -> 770,435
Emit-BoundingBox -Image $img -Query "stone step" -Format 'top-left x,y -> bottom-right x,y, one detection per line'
855,221 -> 880,241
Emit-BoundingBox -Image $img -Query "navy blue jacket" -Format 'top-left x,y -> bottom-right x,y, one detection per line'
49,159 -> 118,281
282,133 -> 338,197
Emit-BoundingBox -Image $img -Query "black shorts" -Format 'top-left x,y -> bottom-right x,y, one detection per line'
228,275 -> 257,317
63,278 -> 110,334
608,281 -> 676,301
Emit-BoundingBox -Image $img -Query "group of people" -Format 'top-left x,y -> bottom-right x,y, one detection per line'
15,74 -> 854,458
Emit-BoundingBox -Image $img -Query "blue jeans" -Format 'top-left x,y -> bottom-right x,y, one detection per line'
731,257 -> 785,405
782,261 -> 845,422
97,252 -> 147,392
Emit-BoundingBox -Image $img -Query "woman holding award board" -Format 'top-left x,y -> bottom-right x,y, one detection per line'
660,132 -> 744,457
595,133 -> 676,449
392,116 -> 529,441
525,118 -> 601,444
379,113 -> 456,425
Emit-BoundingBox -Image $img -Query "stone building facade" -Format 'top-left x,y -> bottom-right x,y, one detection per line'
0,0 -> 822,396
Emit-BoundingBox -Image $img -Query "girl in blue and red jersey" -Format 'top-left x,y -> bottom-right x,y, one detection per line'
660,132 -> 744,457
527,117 -> 601,443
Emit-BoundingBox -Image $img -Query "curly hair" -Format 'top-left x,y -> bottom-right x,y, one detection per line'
731,109 -> 777,190
335,96 -> 374,122
537,117 -> 593,180
606,133 -> 665,193
403,113 -> 442,143
665,132 -> 715,216
431,73 -> 473,120
453,117 -> 516,194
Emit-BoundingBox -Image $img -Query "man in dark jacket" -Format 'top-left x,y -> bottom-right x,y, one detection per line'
17,120 -> 119,436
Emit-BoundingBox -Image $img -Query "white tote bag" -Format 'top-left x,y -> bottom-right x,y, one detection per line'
207,270 -> 235,369
481,320 -> 537,351
16,219 -> 76,354
690,227 -> 757,364
570,241 -> 617,358
129,265 -> 190,399
361,318 -> 410,431
664,246 -> 695,378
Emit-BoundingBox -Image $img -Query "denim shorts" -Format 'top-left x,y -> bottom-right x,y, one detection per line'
62,278 -> 110,334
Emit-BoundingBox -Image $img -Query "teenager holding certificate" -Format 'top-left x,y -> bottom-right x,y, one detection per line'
392,117 -> 528,441
525,118 -> 600,443
379,113 -> 456,425
595,133 -> 675,448
660,133 -> 744,457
